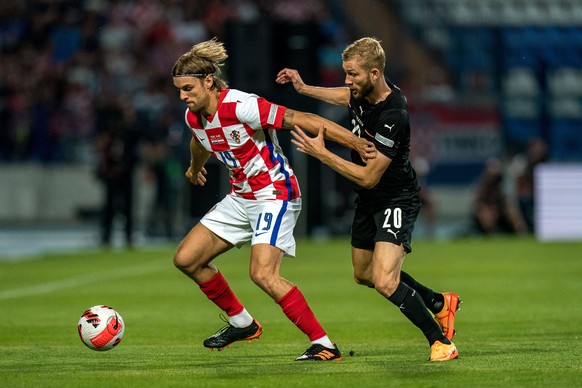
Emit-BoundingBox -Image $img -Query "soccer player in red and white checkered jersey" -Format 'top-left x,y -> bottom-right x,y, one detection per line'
171,38 -> 374,361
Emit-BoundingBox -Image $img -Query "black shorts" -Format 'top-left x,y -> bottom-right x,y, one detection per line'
351,195 -> 421,253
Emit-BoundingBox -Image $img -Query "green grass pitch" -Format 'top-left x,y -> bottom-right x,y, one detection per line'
1,237 -> 581,387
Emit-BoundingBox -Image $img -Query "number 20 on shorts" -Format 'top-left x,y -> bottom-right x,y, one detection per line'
382,208 -> 402,229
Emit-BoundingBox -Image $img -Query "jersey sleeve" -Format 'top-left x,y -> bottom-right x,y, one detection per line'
237,95 -> 286,130
257,97 -> 286,129
373,109 -> 409,159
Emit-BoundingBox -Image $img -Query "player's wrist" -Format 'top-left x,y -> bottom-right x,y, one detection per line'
297,83 -> 311,95
350,135 -> 362,150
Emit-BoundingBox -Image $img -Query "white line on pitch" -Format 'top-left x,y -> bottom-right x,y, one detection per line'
0,261 -> 167,300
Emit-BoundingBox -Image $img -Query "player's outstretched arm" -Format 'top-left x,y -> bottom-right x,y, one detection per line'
291,125 -> 390,189
276,68 -> 350,107
186,137 -> 210,186
283,109 -> 376,161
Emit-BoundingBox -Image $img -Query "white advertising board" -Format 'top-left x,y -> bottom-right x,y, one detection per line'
535,164 -> 582,241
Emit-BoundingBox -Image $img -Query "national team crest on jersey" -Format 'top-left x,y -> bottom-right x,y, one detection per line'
230,130 -> 241,144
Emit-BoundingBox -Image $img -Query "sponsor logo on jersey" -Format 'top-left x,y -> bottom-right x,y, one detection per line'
268,105 -> 278,125
210,134 -> 225,145
387,228 -> 399,239
375,132 -> 395,148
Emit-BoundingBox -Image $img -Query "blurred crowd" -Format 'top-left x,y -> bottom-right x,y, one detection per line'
1,0 -> 551,239
0,0 -> 342,164
470,138 -> 549,236
0,0 -> 349,243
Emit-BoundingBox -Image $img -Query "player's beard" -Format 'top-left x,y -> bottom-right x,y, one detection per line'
352,76 -> 374,101
186,98 -> 205,112
187,92 -> 210,113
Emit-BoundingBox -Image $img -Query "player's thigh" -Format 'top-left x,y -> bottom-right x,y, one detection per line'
174,222 -> 232,269
249,243 -> 285,283
351,246 -> 374,285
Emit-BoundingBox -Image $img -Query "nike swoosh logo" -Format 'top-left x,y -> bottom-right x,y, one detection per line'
254,231 -> 268,237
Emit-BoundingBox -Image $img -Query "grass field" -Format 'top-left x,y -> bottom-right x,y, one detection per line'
1,236 -> 581,387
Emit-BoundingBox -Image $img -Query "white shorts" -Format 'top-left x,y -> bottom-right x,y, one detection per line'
200,195 -> 302,257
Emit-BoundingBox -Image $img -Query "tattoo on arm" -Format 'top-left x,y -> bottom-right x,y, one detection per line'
282,111 -> 294,128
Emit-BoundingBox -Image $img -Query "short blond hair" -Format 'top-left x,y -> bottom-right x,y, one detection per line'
342,37 -> 386,73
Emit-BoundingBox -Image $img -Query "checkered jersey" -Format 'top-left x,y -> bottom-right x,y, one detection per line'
184,88 -> 301,201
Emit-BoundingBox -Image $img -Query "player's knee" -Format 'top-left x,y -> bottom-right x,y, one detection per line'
173,247 -> 199,273
374,277 -> 399,297
172,250 -> 188,271
249,267 -> 271,289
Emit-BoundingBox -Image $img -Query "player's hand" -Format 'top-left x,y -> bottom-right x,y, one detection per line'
356,137 -> 377,161
291,125 -> 328,159
185,166 -> 207,186
275,68 -> 306,93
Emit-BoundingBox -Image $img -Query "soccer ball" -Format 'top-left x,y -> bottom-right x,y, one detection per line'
77,305 -> 125,351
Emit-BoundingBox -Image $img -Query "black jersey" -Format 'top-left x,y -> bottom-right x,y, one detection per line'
348,78 -> 419,203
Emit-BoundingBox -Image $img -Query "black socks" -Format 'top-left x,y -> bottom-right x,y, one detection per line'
387,281 -> 450,345
400,271 -> 444,314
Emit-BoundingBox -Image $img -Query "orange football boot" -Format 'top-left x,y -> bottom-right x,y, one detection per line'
434,292 -> 461,340
429,340 -> 458,362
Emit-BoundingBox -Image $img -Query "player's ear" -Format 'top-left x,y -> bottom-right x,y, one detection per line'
371,68 -> 380,81
204,75 -> 213,90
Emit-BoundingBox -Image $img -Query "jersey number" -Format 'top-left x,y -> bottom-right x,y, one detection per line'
218,151 -> 239,168
351,118 -> 361,137
382,208 -> 402,229
255,212 -> 273,234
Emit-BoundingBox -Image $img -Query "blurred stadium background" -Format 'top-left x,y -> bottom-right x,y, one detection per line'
1,0 -> 581,256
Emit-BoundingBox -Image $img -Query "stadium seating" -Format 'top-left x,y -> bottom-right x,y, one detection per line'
393,0 -> 582,160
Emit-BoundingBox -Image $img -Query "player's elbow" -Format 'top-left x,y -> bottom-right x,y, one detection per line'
359,175 -> 381,189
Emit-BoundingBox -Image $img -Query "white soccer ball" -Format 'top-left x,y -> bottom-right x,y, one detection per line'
77,305 -> 125,351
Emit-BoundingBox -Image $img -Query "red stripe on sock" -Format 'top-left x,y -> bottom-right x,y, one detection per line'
276,286 -> 326,341
197,272 -> 244,317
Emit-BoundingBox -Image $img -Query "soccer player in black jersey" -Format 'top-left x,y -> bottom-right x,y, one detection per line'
276,37 -> 460,361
